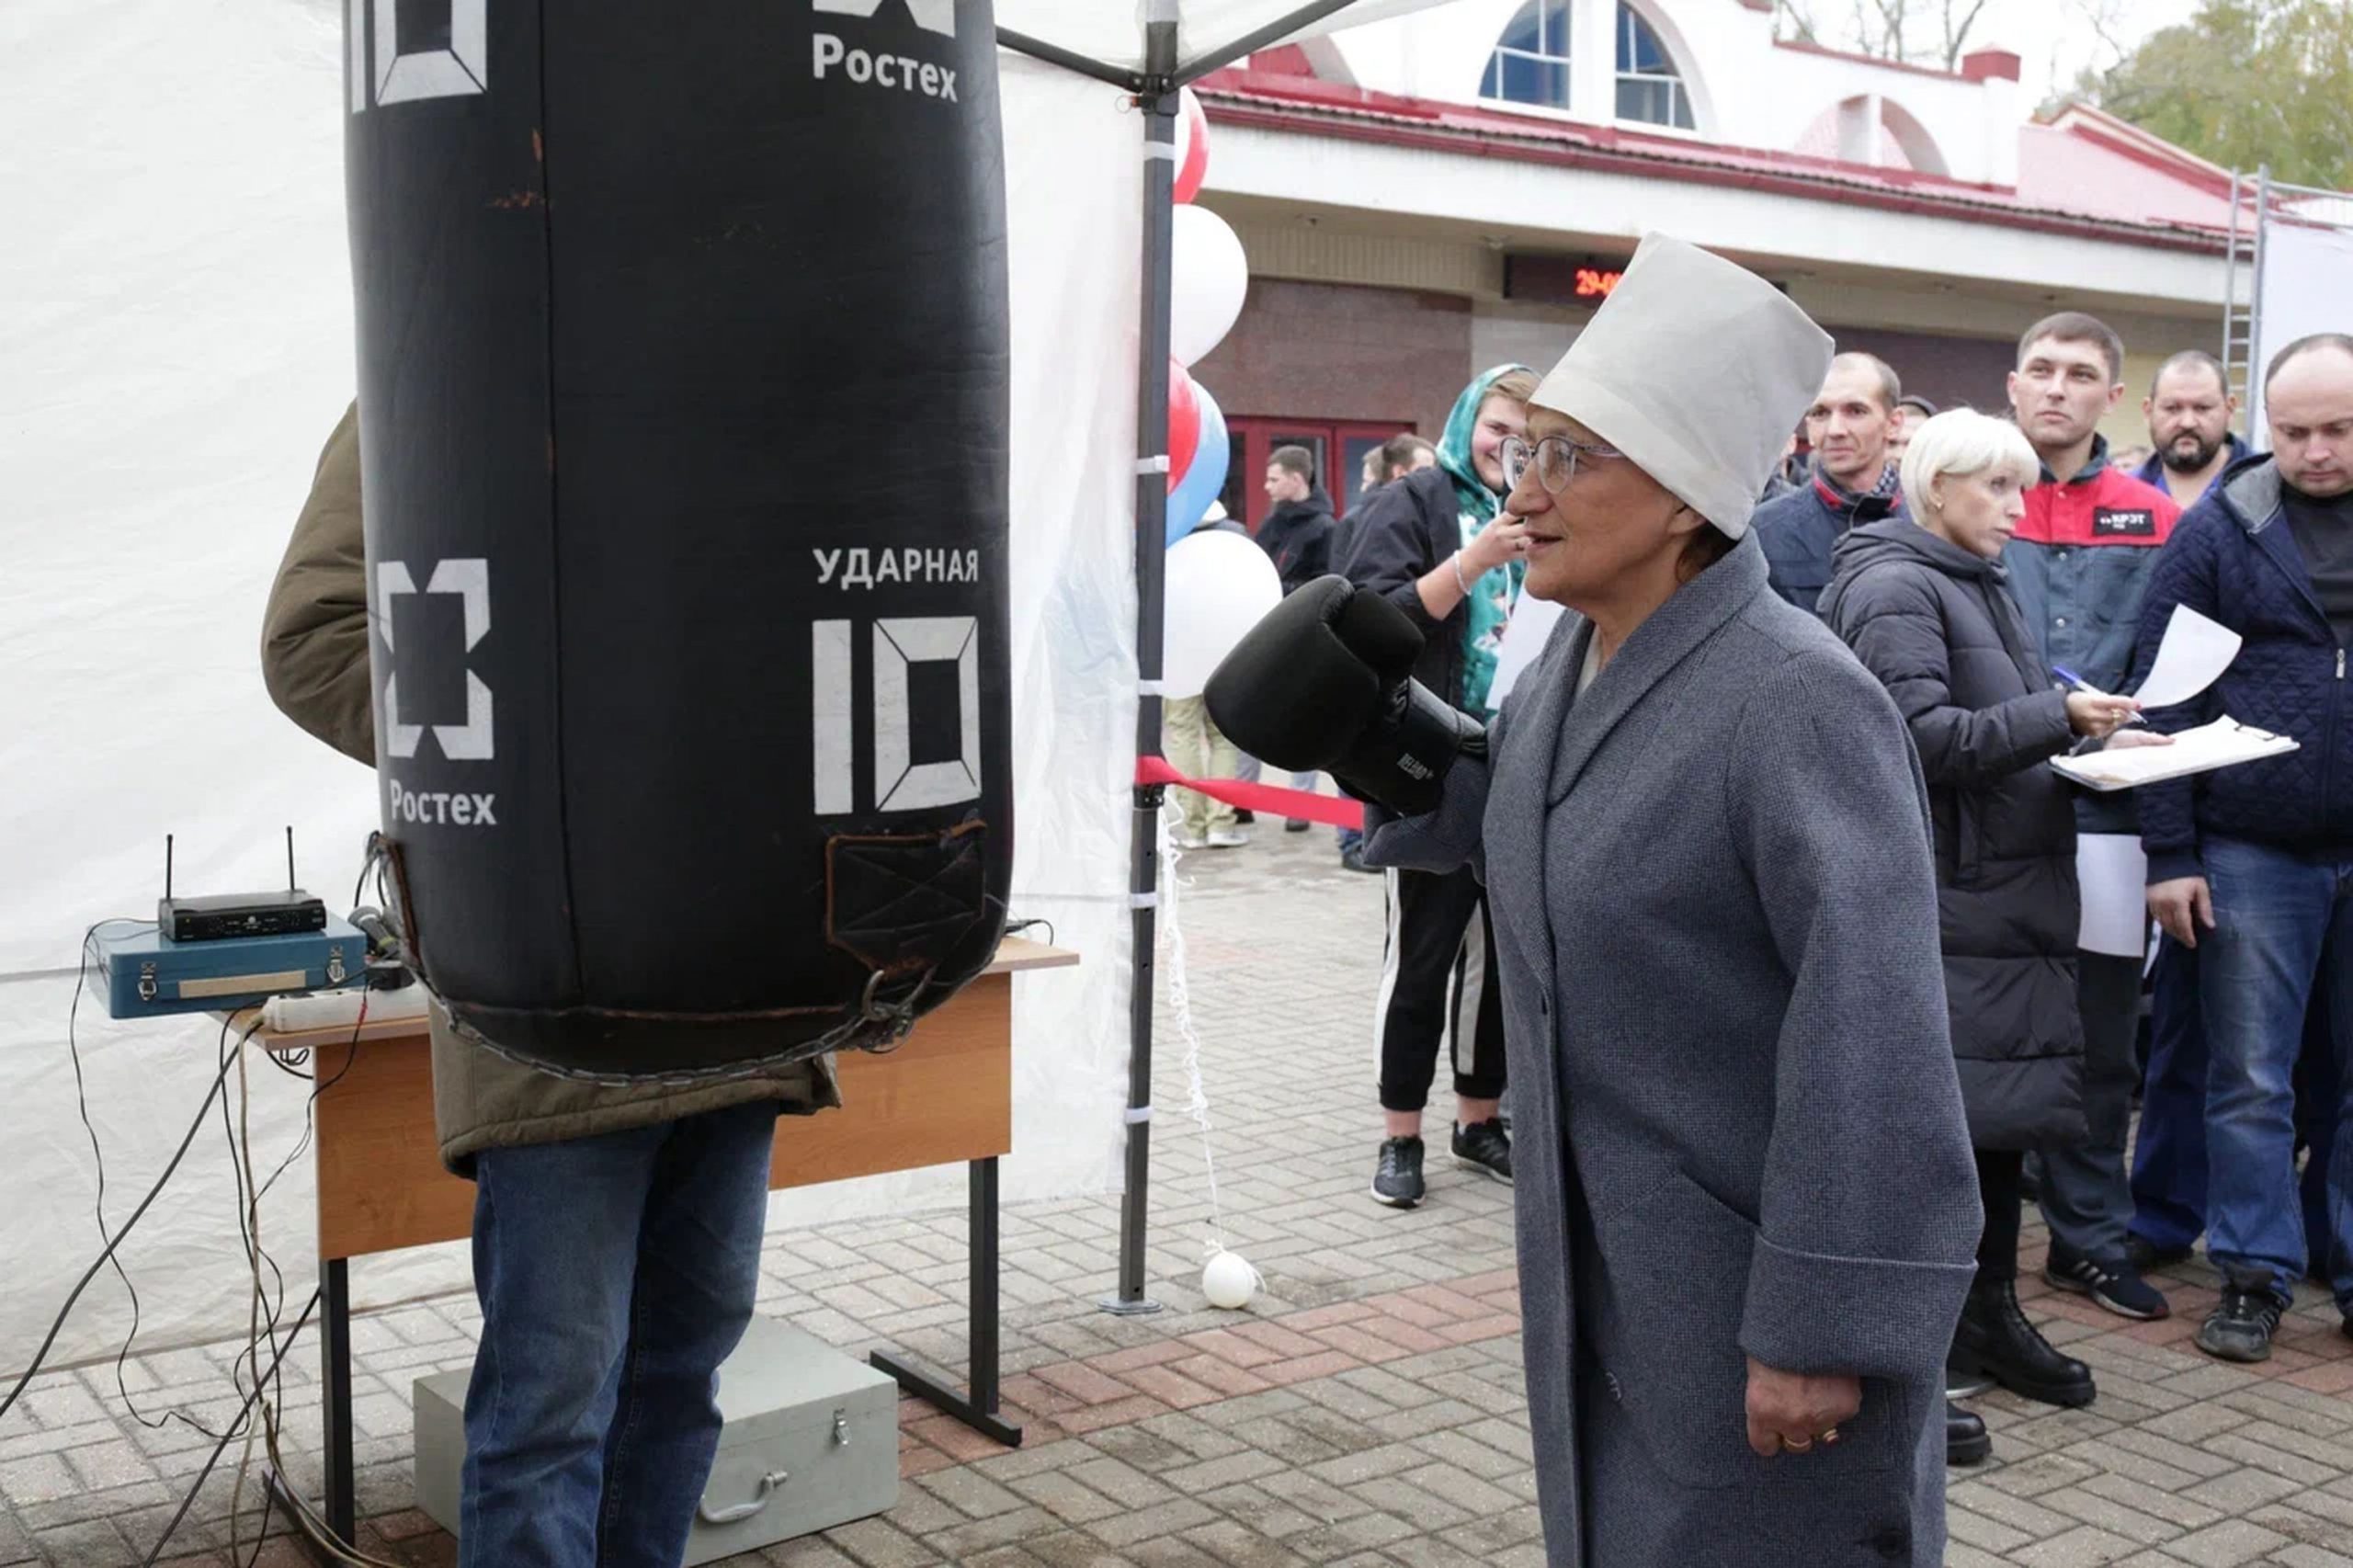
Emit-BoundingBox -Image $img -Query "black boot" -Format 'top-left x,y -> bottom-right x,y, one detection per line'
1946,1402 -> 1990,1466
1949,1276 -> 2097,1408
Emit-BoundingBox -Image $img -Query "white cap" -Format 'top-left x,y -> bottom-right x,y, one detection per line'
1529,233 -> 1833,539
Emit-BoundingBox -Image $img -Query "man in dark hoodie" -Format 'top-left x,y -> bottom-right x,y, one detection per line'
1257,446 -> 1336,596
2131,333 -> 2353,1364
1247,448 -> 1338,832
1755,352 -> 1905,614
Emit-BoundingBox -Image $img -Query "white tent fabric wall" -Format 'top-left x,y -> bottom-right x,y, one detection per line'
0,0 -> 1136,1369
2248,205 -> 2353,444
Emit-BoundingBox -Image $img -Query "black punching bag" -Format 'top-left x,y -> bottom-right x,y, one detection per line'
345,0 -> 1010,1078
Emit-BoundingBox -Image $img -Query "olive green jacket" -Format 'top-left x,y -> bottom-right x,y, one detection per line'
259,403 -> 838,1174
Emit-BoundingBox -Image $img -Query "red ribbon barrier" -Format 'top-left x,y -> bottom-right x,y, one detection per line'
1137,756 -> 1366,831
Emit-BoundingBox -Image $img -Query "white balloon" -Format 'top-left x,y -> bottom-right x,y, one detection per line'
1161,528 -> 1281,699
1201,1249 -> 1260,1311
1169,205 -> 1248,368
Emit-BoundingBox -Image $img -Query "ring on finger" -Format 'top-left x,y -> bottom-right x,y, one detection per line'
1784,1436 -> 1813,1453
1819,1427 -> 1841,1446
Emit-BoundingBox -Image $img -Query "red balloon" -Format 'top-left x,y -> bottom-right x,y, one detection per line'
1173,88 -> 1210,206
1167,360 -> 1200,494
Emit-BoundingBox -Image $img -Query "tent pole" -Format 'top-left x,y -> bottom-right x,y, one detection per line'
995,26 -> 1143,91
1174,0 -> 1365,84
1103,9 -> 1182,1319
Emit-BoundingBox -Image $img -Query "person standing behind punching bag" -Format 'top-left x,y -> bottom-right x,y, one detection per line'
264,406 -> 841,1566
1343,365 -> 1536,1207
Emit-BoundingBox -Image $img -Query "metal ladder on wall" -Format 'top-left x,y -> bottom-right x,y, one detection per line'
2220,166 -> 2268,410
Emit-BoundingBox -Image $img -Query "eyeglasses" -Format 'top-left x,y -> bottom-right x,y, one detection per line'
1499,434 -> 1622,495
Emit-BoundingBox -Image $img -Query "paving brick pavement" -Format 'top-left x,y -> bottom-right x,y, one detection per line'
5,824 -> 2351,1565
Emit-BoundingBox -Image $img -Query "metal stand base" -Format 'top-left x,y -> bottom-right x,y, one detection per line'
870,1157 -> 1024,1448
1096,1294 -> 1165,1317
870,1351 -> 1025,1447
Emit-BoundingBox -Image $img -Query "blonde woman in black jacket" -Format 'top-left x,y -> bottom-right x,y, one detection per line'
1820,407 -> 2165,1466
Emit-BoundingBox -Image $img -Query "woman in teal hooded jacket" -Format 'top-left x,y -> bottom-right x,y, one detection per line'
1341,363 -> 1538,1209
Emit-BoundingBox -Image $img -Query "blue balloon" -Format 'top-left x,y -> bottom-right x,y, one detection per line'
1165,380 -> 1230,548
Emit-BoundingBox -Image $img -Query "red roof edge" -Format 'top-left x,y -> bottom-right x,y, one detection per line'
2040,102 -> 2238,199
1194,89 -> 2227,256
1192,64 -> 1447,120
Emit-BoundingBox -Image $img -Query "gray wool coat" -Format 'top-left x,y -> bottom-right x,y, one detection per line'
1367,536 -> 1982,1567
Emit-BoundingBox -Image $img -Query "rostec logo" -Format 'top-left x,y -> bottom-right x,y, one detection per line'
376,559 -> 495,762
813,0 -> 960,101
347,0 -> 488,115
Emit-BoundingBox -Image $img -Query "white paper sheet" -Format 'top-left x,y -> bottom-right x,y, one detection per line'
2130,605 -> 2241,710
2075,833 -> 2152,958
1488,593 -> 1566,709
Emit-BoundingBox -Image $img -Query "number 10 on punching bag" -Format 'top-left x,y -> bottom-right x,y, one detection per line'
345,0 -> 1012,1080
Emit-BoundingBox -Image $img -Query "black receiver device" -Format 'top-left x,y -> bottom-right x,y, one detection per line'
156,828 -> 329,943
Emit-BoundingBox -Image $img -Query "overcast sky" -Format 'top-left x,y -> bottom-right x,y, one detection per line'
1947,0 -> 2202,108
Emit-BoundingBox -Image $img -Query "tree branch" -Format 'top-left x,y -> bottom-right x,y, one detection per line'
1941,0 -> 1990,70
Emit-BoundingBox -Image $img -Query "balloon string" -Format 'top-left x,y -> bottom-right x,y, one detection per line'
1156,821 -> 1227,1257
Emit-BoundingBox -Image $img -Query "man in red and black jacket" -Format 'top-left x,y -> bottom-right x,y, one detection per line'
2000,312 -> 2183,1325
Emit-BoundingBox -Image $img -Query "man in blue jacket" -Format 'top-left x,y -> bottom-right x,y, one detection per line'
1755,352 -> 1904,614
2134,332 -> 2353,1362
2120,348 -> 2328,1289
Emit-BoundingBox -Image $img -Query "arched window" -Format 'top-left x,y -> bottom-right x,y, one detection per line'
1483,0 -> 1571,111
1615,3 -> 1694,129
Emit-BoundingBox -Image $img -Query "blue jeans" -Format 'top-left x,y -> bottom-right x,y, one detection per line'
461,1100 -> 779,1568
2131,940 -> 2342,1272
2199,836 -> 2353,1305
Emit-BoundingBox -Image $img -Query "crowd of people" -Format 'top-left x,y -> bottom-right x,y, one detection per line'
1172,307 -> 2353,1478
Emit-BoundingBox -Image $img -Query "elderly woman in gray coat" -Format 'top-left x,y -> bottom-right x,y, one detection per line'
1208,235 -> 1982,1567
1818,408 -> 2162,1461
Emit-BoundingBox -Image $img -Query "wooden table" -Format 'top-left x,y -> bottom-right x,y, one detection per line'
234,938 -> 1076,1547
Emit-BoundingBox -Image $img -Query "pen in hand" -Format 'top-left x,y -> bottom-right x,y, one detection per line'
2052,665 -> 2147,730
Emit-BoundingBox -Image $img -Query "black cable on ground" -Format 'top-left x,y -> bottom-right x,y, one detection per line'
136,1290 -> 317,1568
1,1017 -> 255,1428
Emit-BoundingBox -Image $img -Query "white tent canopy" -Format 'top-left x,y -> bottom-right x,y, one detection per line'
0,0 -> 1421,1371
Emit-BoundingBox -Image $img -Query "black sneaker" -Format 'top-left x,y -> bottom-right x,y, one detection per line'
2045,1244 -> 2170,1321
1338,847 -> 1381,874
2195,1268 -> 2286,1363
1371,1137 -> 1426,1209
1233,809 -> 1256,825
1284,818 -> 1311,833
1451,1119 -> 1512,1185
2124,1233 -> 2194,1272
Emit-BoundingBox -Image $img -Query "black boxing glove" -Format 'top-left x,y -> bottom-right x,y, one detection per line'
1205,574 -> 1484,817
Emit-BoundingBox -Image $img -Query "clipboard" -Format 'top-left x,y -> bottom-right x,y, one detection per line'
2051,717 -> 2300,792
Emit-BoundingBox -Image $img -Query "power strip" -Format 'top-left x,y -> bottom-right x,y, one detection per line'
260,983 -> 429,1033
